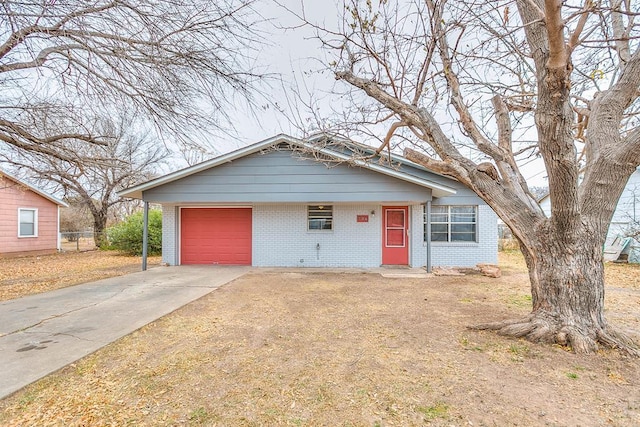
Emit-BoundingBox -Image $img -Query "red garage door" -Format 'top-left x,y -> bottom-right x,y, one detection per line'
180,208 -> 252,265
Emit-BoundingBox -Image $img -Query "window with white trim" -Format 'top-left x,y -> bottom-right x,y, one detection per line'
308,205 -> 333,231
426,205 -> 477,242
18,208 -> 38,237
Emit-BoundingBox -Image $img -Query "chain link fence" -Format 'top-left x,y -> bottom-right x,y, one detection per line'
498,223 -> 519,251
60,231 -> 98,252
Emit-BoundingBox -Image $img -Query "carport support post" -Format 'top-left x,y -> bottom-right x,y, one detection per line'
142,201 -> 149,271
426,201 -> 432,273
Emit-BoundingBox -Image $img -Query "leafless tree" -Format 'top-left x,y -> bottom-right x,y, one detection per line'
59,198 -> 94,235
0,0 -> 264,159
301,0 -> 640,354
1,116 -> 168,247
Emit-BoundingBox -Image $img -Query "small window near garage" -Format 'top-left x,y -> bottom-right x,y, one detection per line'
308,205 -> 333,231
18,208 -> 38,237
426,205 -> 477,242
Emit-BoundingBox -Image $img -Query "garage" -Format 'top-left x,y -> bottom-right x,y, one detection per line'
180,208 -> 252,265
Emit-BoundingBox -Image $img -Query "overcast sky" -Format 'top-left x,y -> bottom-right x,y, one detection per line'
217,1 -> 340,146
209,0 -> 549,187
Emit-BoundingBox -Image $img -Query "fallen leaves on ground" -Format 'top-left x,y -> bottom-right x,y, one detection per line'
0,252 -> 639,426
0,251 -> 162,301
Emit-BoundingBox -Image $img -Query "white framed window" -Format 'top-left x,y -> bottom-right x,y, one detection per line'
308,205 -> 333,231
426,205 -> 477,242
18,208 -> 38,237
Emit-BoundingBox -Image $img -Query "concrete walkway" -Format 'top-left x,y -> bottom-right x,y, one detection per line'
0,266 -> 249,399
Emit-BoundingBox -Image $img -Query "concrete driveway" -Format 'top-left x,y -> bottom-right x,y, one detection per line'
0,265 -> 249,399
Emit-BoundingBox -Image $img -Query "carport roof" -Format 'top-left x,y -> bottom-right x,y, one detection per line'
118,134 -> 458,200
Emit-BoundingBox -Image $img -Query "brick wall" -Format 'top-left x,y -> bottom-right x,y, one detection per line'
430,205 -> 498,267
161,202 -> 498,267
253,204 -> 383,267
161,205 -> 177,265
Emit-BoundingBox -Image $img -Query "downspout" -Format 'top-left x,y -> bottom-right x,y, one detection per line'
142,201 -> 149,271
426,201 -> 432,273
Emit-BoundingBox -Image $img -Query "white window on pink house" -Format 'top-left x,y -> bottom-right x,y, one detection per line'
18,208 -> 38,237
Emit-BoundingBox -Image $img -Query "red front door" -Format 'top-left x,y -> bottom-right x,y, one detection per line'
382,206 -> 409,265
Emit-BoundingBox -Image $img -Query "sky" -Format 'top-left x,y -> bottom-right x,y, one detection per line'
212,1 -> 341,148
208,0 -> 550,187
0,0 -> 548,188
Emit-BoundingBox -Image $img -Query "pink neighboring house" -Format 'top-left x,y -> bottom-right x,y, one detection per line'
0,169 -> 68,257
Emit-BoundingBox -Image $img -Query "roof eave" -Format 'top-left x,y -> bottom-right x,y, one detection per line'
118,133 -> 457,200
0,169 -> 68,207
309,145 -> 457,196
118,134 -> 302,199
306,133 -> 457,181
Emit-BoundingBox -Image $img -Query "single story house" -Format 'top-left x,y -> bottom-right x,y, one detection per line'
119,134 -> 498,270
0,169 -> 68,256
538,167 -> 640,263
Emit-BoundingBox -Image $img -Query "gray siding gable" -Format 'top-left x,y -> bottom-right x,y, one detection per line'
395,165 -> 480,203
313,139 -> 484,205
313,138 -> 461,188
143,149 -> 436,203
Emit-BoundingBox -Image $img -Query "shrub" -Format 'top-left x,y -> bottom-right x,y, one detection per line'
106,210 -> 162,255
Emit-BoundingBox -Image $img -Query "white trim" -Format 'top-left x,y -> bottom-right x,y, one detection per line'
429,205 -> 478,243
311,145 -> 456,197
119,135 -> 299,199
178,208 -> 182,265
305,133 -> 458,182
307,204 -> 334,231
1,169 -> 68,207
18,208 -> 38,238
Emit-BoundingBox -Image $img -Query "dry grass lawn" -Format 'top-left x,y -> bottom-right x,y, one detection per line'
0,251 -> 162,301
0,251 -> 639,426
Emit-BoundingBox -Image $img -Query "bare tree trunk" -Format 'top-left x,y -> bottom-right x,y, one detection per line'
89,206 -> 108,249
93,220 -> 107,249
312,0 -> 640,354
475,228 -> 638,355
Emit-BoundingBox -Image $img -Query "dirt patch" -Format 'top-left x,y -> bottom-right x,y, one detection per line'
0,251 -> 162,301
0,252 -> 639,426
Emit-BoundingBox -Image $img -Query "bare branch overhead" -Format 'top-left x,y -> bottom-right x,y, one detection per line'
0,0 -> 266,157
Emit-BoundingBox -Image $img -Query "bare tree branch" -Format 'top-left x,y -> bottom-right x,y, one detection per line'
1,113 -> 167,246
567,1 -> 594,54
300,0 -> 640,353
0,0 -> 266,157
